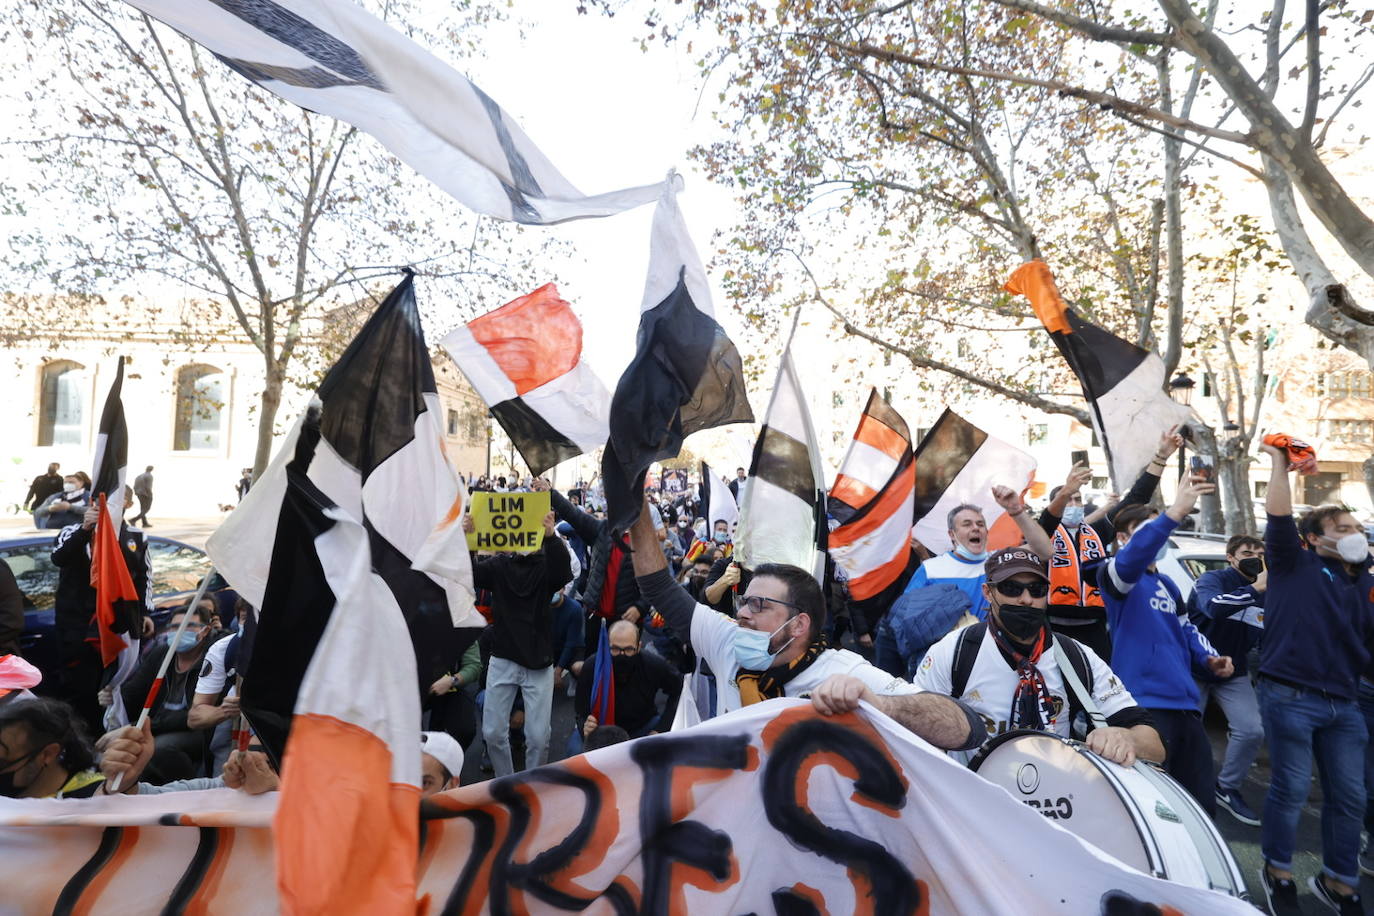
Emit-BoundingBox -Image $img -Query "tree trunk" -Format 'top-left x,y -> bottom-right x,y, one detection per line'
1158,57 -> 1185,379
1156,0 -> 1374,283
1263,157 -> 1374,365
1218,439 -> 1257,537
254,363 -> 284,480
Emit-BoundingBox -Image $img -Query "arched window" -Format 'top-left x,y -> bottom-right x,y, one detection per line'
173,364 -> 225,452
37,360 -> 86,446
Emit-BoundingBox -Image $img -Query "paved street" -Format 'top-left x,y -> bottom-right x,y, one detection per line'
0,513 -> 227,549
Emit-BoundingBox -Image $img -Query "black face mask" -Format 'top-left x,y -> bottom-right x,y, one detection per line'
0,750 -> 40,798
612,654 -> 640,680
1237,557 -> 1264,580
993,600 -> 1046,644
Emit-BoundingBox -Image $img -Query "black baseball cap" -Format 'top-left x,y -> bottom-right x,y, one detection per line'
985,547 -> 1048,583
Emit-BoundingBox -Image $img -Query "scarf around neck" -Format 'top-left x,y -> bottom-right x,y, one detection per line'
736,635 -> 829,706
990,626 -> 1057,731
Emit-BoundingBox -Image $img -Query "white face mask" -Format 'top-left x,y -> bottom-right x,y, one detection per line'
1322,532 -> 1370,564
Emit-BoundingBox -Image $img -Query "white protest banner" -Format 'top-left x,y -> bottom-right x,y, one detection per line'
0,701 -> 1252,914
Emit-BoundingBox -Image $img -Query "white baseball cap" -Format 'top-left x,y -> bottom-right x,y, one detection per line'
420,731 -> 464,780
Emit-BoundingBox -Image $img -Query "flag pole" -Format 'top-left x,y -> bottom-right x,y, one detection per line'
107,563 -> 219,793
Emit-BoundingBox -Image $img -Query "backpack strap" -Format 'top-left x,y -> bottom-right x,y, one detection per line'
1053,635 -> 1106,731
949,622 -> 987,699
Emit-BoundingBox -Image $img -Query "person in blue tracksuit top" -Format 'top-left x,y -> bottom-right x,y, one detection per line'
1100,474 -> 1233,817
1188,534 -> 1266,827
1254,439 -> 1374,915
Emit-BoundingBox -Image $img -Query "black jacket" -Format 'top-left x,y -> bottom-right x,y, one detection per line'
575,649 -> 682,735
50,523 -> 152,657
25,473 -> 63,511
551,490 -> 642,619
121,633 -> 219,735
472,535 -> 573,669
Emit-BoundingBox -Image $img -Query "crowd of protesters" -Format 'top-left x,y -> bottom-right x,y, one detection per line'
4,433 -> 1374,913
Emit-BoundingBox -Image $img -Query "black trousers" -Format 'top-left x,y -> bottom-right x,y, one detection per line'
132,494 -> 152,524
1147,706 -> 1217,817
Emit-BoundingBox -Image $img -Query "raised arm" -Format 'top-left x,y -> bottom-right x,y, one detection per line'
991,486 -> 1053,561
537,479 -> 602,545
1046,464 -> 1092,517
1108,427 -> 1181,523
629,495 -> 699,638
1260,441 -> 1293,518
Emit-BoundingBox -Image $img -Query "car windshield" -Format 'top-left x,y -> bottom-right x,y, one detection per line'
147,540 -> 212,594
1,544 -> 58,611
1178,555 -> 1229,581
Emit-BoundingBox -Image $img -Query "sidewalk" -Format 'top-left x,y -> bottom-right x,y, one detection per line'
0,514 -> 229,549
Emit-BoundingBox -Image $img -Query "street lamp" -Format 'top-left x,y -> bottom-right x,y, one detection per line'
1168,373 -> 1197,475
1169,372 -> 1196,406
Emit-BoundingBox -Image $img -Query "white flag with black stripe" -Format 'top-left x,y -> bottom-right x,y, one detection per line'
735,333 -> 827,580
123,0 -> 664,224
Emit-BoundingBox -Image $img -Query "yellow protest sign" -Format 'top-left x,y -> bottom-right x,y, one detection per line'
466,491 -> 550,553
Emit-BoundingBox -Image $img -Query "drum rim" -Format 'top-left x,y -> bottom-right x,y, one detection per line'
969,729 -> 1168,880
1129,760 -> 1248,897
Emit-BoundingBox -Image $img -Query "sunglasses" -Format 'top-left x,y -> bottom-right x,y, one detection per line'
994,580 -> 1049,599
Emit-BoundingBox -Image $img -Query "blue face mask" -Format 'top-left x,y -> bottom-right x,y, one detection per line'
1061,506 -> 1084,528
713,530 -> 730,544
174,630 -> 200,652
733,619 -> 794,671
954,544 -> 988,562
1155,543 -> 1169,565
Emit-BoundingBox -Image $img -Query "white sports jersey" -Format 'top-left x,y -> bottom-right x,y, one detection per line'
195,634 -> 237,699
914,626 -> 1136,743
691,605 -> 918,715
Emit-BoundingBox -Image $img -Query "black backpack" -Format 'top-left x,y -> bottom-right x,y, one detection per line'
949,623 -> 1097,731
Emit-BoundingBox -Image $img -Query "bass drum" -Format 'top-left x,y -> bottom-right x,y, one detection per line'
969,729 -> 1246,897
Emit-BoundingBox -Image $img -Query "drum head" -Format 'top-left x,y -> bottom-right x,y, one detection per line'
970,730 -> 1162,877
1131,762 -> 1247,897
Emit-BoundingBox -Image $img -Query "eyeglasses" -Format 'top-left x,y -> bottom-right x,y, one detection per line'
738,595 -> 804,615
609,646 -> 639,656
994,580 -> 1049,599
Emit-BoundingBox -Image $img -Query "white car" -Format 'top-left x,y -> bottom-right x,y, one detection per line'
1155,533 -> 1231,602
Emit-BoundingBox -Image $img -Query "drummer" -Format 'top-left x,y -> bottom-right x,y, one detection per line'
914,547 -> 1164,766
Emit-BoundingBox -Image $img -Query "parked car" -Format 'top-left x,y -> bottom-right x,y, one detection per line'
1156,532 -> 1230,602
1,533 -> 215,686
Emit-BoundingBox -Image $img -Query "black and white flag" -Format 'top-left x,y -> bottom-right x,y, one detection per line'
124,0 -> 664,224
601,185 -> 754,533
735,328 -> 827,580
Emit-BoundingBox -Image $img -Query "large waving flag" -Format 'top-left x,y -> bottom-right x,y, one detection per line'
250,413 -> 421,913
123,0 -> 663,224
1005,260 -> 1191,488
827,390 -> 919,609
88,360 -> 141,730
601,185 -> 754,532
735,335 -> 827,580
700,460 -> 739,535
442,283 -> 609,476
208,273 -> 479,702
911,410 -> 1037,556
